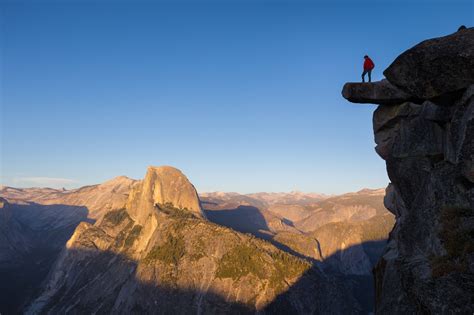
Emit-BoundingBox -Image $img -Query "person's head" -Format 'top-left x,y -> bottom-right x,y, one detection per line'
458,25 -> 467,31
364,55 -> 369,59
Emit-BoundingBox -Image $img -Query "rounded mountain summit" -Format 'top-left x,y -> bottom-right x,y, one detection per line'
126,166 -> 206,225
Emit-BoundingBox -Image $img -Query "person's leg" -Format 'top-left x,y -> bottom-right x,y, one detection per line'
368,70 -> 372,82
362,70 -> 367,83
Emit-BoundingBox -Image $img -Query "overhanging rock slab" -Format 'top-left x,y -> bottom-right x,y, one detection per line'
342,79 -> 416,105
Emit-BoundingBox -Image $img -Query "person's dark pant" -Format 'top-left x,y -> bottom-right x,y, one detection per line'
362,69 -> 372,82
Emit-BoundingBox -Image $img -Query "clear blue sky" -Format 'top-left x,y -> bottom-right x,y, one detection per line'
1,0 -> 472,193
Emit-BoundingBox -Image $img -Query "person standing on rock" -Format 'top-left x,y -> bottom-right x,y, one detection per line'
362,55 -> 375,83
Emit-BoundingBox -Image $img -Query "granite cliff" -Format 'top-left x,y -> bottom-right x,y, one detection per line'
343,27 -> 474,313
126,166 -> 205,225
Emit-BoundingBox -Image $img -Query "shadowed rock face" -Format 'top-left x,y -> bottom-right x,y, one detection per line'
384,27 -> 474,99
343,29 -> 474,314
0,198 -> 90,314
372,101 -> 448,160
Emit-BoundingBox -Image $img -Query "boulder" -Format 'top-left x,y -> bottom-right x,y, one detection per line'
384,28 -> 474,99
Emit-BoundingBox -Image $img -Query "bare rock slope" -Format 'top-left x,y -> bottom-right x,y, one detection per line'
343,27 -> 474,313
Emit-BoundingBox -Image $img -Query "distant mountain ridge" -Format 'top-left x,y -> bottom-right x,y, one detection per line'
201,190 -> 328,207
0,176 -> 137,220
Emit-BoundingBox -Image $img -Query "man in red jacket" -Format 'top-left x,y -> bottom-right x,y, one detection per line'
362,55 -> 375,83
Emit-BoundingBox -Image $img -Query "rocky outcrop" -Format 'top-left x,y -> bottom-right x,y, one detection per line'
0,199 -> 88,314
342,79 -> 416,105
343,27 -> 474,105
343,29 -> 474,313
126,166 -> 205,225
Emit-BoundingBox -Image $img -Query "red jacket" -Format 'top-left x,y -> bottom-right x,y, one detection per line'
364,57 -> 375,70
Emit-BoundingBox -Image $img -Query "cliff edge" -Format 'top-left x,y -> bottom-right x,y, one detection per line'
343,27 -> 474,313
